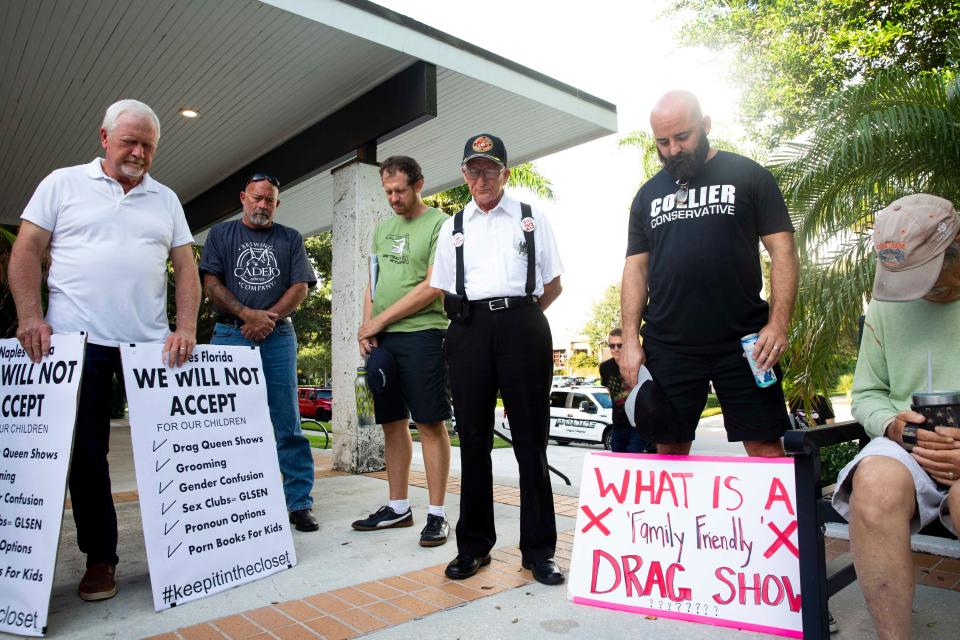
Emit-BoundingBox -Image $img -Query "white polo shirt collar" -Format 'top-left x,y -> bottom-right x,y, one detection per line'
86,157 -> 159,194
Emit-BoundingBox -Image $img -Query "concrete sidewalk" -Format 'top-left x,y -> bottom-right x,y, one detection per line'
9,423 -> 960,640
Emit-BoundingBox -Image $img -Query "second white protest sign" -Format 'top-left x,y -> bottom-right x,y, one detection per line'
121,343 -> 296,611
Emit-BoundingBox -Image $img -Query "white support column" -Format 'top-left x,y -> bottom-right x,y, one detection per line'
330,159 -> 391,472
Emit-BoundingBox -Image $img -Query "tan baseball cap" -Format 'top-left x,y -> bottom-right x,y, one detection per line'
872,194 -> 960,301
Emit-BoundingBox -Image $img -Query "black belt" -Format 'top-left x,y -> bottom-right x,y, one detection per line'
469,296 -> 538,311
217,316 -> 292,328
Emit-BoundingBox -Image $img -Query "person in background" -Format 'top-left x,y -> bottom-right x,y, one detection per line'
599,328 -> 649,452
200,172 -> 319,533
789,394 -> 835,429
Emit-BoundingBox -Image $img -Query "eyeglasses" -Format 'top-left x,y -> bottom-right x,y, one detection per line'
608,343 -> 623,350
462,166 -> 504,180
675,179 -> 689,205
246,172 -> 280,188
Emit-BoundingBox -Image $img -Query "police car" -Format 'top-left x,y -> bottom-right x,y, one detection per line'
501,386 -> 614,449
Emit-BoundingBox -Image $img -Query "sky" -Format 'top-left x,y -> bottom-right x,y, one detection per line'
374,0 -> 746,347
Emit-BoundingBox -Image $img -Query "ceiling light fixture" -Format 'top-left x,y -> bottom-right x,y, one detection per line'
179,109 -> 199,118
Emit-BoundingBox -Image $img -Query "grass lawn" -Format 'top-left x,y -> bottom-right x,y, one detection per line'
305,433 -> 331,448
411,431 -> 512,449
700,393 -> 722,418
302,420 -> 332,449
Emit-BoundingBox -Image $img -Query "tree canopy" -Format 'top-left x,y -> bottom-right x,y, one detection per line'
770,56 -> 960,398
674,0 -> 960,147
581,283 -> 622,357
424,162 -> 555,214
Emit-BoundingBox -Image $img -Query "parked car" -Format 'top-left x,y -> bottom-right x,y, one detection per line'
298,387 -> 332,420
501,386 -> 614,449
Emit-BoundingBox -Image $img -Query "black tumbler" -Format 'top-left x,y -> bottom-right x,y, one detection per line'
902,392 -> 960,453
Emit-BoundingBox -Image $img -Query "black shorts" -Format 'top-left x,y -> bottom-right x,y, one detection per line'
643,340 -> 790,443
373,329 -> 451,425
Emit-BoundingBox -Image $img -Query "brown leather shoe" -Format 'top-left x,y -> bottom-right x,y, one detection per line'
78,563 -> 117,601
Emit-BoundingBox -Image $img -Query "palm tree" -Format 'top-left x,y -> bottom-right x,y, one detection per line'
424,162 -> 555,214
769,53 -> 960,398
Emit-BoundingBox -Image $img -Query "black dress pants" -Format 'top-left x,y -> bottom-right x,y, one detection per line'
70,343 -> 122,567
445,303 -> 556,562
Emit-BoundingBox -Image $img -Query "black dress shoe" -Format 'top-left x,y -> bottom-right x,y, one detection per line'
288,508 -> 319,532
522,558 -> 564,585
444,553 -> 491,579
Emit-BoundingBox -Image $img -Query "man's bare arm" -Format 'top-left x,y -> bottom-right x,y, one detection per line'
203,272 -> 277,338
539,276 -> 562,311
358,266 -> 442,342
163,244 -> 201,366
754,231 -> 799,370
267,283 -> 309,319
619,252 -> 650,386
9,220 -> 52,363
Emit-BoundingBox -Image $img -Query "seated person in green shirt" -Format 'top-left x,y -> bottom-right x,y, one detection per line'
832,194 -> 960,640
353,156 -> 452,547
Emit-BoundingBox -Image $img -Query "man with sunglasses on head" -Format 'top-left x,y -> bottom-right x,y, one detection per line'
599,328 -> 650,453
430,134 -> 565,586
9,99 -> 200,602
619,90 -> 799,458
199,172 -> 319,533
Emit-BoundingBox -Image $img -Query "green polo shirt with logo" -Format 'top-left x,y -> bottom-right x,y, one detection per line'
372,206 -> 448,332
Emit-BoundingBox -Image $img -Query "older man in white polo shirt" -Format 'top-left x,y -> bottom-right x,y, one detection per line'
9,99 -> 200,602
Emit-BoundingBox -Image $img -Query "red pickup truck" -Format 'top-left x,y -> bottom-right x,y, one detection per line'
298,387 -> 332,421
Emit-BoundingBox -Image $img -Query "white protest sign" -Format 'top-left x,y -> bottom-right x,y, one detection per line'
120,343 -> 296,611
569,452 -> 802,638
0,334 -> 86,637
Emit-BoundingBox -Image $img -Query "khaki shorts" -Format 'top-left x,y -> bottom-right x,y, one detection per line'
832,437 -> 957,536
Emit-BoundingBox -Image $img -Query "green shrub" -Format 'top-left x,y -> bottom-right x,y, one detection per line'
820,441 -> 859,484
832,373 -> 855,396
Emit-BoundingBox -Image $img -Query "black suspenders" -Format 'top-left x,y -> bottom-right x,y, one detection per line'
452,202 -> 537,299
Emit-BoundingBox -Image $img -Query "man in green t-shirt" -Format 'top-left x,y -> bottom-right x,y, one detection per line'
353,156 -> 452,546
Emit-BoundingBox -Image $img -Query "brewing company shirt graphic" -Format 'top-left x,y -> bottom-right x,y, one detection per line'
384,234 -> 410,265
233,242 -> 280,292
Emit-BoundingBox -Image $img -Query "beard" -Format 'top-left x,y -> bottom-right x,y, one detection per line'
658,130 -> 710,182
120,159 -> 145,179
249,210 -> 272,227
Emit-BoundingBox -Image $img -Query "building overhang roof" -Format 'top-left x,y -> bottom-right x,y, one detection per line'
1,0 -> 617,236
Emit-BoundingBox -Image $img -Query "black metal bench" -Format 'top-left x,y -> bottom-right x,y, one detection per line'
785,419 -> 959,638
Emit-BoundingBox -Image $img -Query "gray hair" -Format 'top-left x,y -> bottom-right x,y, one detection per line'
101,100 -> 161,138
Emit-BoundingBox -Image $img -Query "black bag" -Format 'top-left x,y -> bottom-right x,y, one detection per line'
443,292 -> 471,324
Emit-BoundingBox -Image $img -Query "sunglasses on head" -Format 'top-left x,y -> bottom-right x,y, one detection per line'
246,172 -> 280,188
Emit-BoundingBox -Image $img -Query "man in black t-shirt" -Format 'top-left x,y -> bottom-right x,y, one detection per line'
200,172 -> 319,533
619,91 -> 799,457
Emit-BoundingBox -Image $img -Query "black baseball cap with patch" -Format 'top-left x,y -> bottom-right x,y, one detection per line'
462,133 -> 507,166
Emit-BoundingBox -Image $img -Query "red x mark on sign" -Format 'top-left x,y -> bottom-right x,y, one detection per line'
763,520 -> 799,559
581,505 -> 613,536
